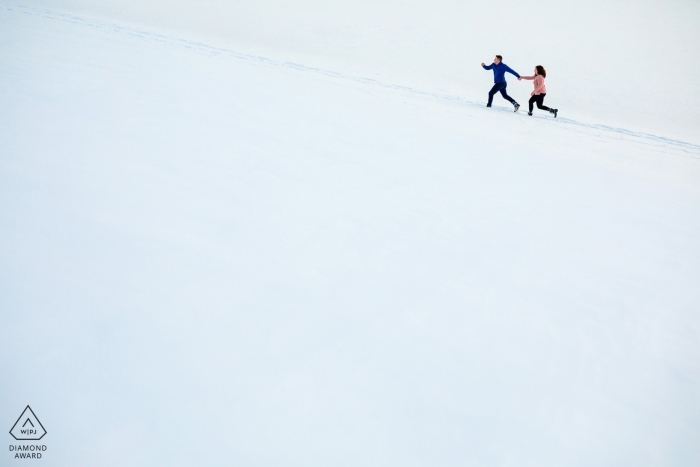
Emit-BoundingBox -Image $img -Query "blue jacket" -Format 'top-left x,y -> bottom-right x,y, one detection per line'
483,62 -> 520,83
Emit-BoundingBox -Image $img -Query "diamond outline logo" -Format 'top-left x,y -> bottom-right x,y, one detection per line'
9,406 -> 47,441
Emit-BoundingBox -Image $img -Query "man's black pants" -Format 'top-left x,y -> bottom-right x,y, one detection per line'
487,82 -> 516,107
528,93 -> 551,113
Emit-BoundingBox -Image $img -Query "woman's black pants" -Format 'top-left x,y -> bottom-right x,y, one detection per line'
529,93 -> 551,113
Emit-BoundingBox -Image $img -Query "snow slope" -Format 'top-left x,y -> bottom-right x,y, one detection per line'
1,4 -> 700,467
15,0 -> 700,143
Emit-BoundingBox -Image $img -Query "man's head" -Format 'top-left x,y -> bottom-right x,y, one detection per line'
494,55 -> 502,64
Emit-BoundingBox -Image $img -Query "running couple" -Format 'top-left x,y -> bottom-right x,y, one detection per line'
481,55 -> 558,117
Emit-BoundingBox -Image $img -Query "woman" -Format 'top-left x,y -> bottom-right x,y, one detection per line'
519,66 -> 558,117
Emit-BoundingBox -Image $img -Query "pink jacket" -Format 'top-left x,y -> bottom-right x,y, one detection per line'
521,75 -> 546,95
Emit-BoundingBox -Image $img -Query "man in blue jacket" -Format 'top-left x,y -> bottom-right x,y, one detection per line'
481,55 -> 521,112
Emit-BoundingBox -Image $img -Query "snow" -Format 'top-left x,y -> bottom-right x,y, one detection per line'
18,0 -> 700,143
1,3 -> 699,467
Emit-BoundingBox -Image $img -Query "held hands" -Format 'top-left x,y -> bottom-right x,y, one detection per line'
481,62 -> 485,67
517,77 -> 522,81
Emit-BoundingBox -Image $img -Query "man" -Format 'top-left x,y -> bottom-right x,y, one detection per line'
481,55 -> 521,112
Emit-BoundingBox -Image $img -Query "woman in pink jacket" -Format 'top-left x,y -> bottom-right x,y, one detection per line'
519,65 -> 558,117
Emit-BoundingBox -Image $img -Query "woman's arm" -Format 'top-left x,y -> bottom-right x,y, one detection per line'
520,75 -> 536,80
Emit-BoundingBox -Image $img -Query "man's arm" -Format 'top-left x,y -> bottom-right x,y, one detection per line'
504,65 -> 520,79
482,63 -> 494,70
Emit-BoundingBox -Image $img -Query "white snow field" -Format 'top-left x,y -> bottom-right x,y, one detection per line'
1,3 -> 700,467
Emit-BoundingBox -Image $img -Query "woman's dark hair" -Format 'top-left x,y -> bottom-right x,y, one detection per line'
536,65 -> 546,78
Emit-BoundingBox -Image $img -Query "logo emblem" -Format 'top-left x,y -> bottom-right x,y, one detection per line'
9,406 -> 46,440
